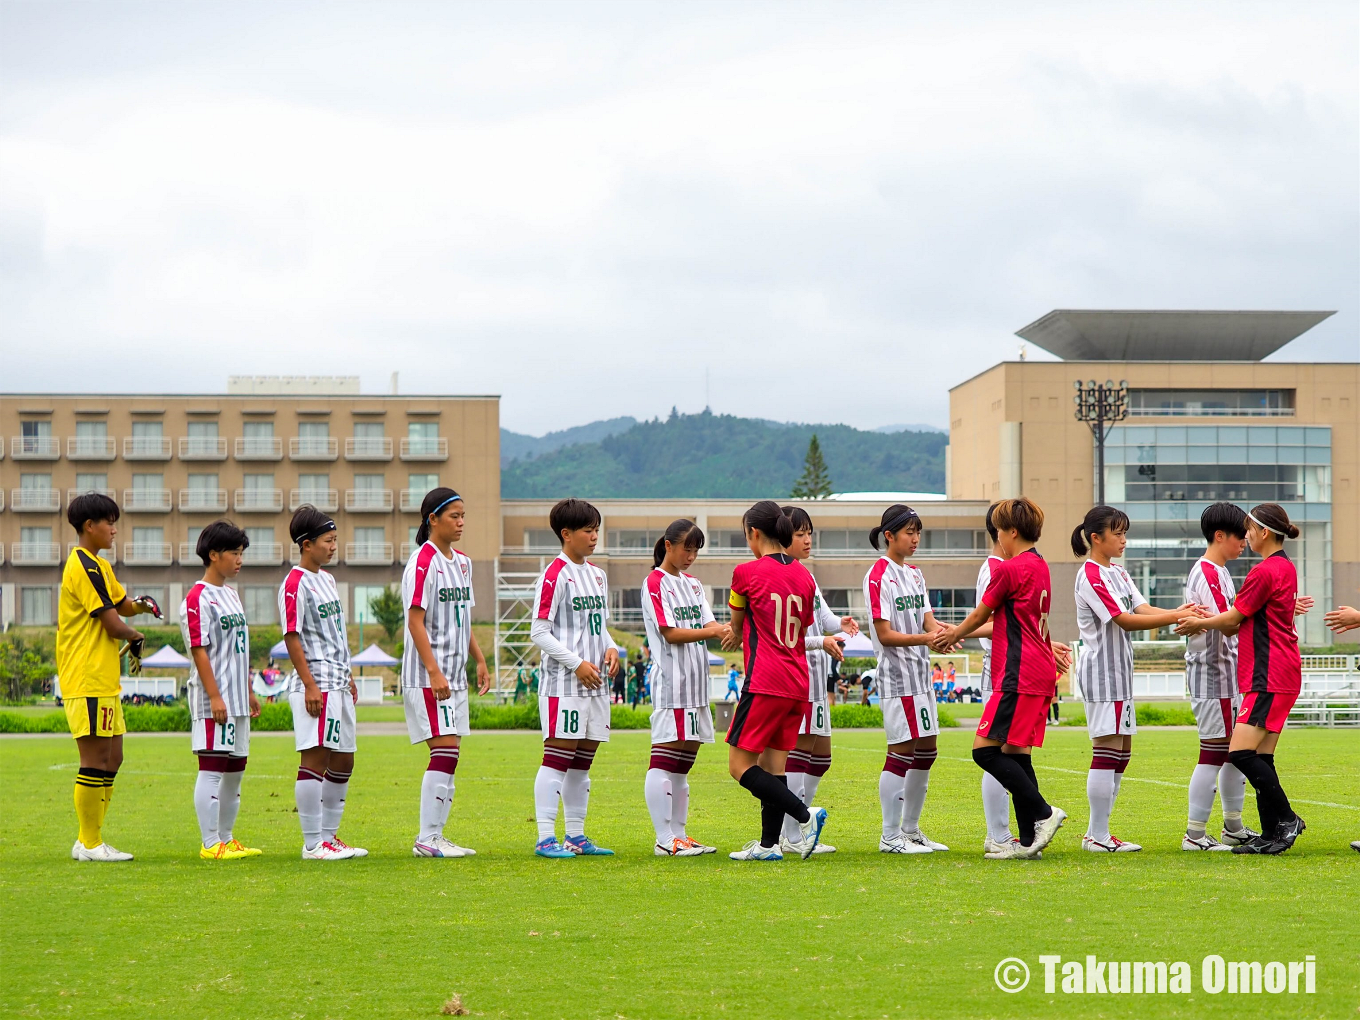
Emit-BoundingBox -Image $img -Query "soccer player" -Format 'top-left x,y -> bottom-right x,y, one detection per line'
1177,503 -> 1308,854
778,505 -> 858,855
1179,502 -> 1255,850
1072,506 -> 1204,853
969,504 -> 1014,854
58,493 -> 161,862
641,518 -> 725,857
279,506 -> 365,861
946,497 -> 1069,859
182,520 -> 262,860
720,500 -> 827,861
402,488 -> 492,859
864,504 -> 955,854
530,498 -> 619,858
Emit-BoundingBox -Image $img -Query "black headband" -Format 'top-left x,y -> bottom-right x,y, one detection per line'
882,507 -> 920,535
297,519 -> 336,545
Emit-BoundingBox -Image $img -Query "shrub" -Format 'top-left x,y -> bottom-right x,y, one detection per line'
0,711 -> 67,733
1137,703 -> 1196,726
829,702 -> 957,728
610,705 -> 651,729
468,701 -> 541,730
122,704 -> 190,731
254,701 -> 294,730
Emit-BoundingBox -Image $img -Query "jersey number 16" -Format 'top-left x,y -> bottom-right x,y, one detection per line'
768,593 -> 805,649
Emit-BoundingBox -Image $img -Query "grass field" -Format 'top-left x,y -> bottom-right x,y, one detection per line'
2,728 -> 1358,1019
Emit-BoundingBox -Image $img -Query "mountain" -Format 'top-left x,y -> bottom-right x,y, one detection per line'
500,417 -> 637,466
874,423 -> 947,434
500,410 -> 946,498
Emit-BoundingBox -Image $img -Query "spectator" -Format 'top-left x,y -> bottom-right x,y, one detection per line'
946,661 -> 957,685
725,665 -> 741,702
611,659 -> 626,704
513,666 -> 530,704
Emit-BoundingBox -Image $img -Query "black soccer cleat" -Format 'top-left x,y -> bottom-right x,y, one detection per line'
1278,814 -> 1306,848
1230,833 -> 1287,855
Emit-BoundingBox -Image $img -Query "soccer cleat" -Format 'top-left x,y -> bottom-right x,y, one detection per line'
797,806 -> 828,859
71,839 -> 82,860
677,836 -> 717,854
225,838 -> 262,857
74,842 -> 134,862
1027,806 -> 1067,856
301,841 -> 355,860
534,837 -> 576,859
414,835 -> 466,858
880,833 -> 933,854
983,835 -> 1016,855
728,840 -> 783,861
902,829 -> 949,851
565,834 -> 615,856
200,841 -> 250,861
655,838 -> 706,857
1231,834 -> 1288,855
1221,824 -> 1260,846
330,836 -> 367,857
984,840 -> 1033,860
1083,835 -> 1142,852
1182,833 -> 1232,851
1350,839 -> 1360,853
782,836 -> 837,855
1277,814 -> 1306,848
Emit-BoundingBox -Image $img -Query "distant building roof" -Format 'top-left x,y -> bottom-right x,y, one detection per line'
1015,310 -> 1335,362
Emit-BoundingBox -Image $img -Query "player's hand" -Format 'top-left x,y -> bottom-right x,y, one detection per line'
304,682 -> 323,717
475,661 -> 492,695
350,679 -> 359,704
839,615 -> 860,636
1174,615 -> 1206,636
1051,642 -> 1071,675
248,692 -> 261,719
575,660 -> 603,690
822,635 -> 845,662
719,624 -> 740,651
132,594 -> 163,619
1175,602 -> 1209,619
1324,605 -> 1360,633
209,694 -> 228,725
1293,595 -> 1314,617
431,673 -> 452,701
604,646 -> 619,675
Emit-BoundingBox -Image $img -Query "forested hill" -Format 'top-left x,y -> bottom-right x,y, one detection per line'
500,410 -> 946,499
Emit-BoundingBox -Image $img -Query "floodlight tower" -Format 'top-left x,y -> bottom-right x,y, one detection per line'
1074,379 -> 1129,506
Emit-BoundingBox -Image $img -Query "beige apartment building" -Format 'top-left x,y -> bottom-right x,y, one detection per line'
0,379 -> 499,629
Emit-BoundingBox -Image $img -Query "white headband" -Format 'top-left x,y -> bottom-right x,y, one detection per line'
1246,511 -> 1283,536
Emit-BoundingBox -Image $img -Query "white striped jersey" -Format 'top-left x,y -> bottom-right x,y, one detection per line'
975,555 -> 1003,694
642,568 -> 716,709
1074,559 -> 1146,702
401,542 -> 476,691
802,581 -> 844,703
278,566 -> 352,693
1184,557 -> 1237,700
533,554 -> 610,699
181,582 -> 251,719
864,556 -> 932,698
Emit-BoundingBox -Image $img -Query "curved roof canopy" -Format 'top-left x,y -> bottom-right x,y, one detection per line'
1016,310 -> 1334,362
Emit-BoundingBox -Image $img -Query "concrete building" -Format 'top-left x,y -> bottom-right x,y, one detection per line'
0,381 -> 499,628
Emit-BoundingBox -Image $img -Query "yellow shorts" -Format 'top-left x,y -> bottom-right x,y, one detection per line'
64,696 -> 126,739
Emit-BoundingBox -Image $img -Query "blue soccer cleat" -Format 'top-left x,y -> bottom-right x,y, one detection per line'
534,837 -> 576,859
564,834 -> 615,856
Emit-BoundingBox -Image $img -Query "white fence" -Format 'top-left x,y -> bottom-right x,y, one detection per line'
53,676 -> 179,700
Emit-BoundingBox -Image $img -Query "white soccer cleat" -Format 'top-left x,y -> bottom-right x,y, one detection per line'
302,840 -> 356,860
880,833 -> 933,854
982,835 -> 1017,855
1220,825 -> 1260,847
1182,833 -> 1232,851
74,842 -> 133,862
676,836 -> 716,855
797,807 -> 828,858
984,840 -> 1033,860
413,835 -> 470,858
1083,834 -> 1142,852
728,840 -> 783,861
1026,806 -> 1066,856
655,838 -> 706,857
1351,840 -> 1360,854
902,829 -> 949,851
71,839 -> 82,860
330,836 -> 367,857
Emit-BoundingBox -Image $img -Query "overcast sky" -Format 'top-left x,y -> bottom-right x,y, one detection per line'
1,0 -> 1355,433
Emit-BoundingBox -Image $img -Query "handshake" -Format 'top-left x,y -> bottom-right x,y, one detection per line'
926,625 -> 963,654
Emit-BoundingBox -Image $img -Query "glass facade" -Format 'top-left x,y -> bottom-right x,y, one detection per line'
1102,424 -> 1332,643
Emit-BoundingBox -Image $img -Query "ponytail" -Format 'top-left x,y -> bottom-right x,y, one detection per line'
869,504 -> 920,551
1071,505 -> 1130,557
652,518 -> 706,568
743,500 -> 794,547
415,487 -> 462,546
1247,502 -> 1300,540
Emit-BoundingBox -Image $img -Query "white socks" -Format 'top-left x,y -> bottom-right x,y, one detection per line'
194,765 -> 223,848
296,767 -> 324,850
419,748 -> 459,843
1219,761 -> 1246,830
782,773 -> 807,843
901,750 -> 937,834
320,769 -> 351,843
982,771 -> 1013,843
879,762 -> 909,839
1085,753 -> 1119,842
562,769 -> 591,838
644,768 -> 672,843
218,768 -> 244,844
1187,763 -> 1220,837
535,746 -> 575,841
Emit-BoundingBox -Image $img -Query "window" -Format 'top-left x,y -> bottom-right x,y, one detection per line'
354,422 -> 384,439
822,589 -> 851,612
919,529 -> 987,553
354,527 -> 385,558
74,421 -> 107,455
245,527 -> 273,548
187,421 -> 218,437
299,421 -> 329,438
243,421 -> 274,438
244,527 -> 274,562
352,584 -> 391,624
243,586 -> 277,625
296,421 -> 331,458
1128,389 -> 1294,417
815,530 -> 873,552
525,529 -> 557,549
187,473 -> 218,492
20,473 -> 52,492
298,473 -> 330,497
187,526 -> 203,559
131,420 -> 163,436
244,472 -> 274,491
407,421 -> 440,456
407,473 -> 438,499
184,420 -> 220,457
21,587 -> 54,626
131,527 -> 164,560
609,529 -> 665,550
20,526 -> 52,556
132,472 -> 163,492
354,473 -> 384,491
708,530 -> 750,550
240,420 -> 276,457
75,473 -> 108,493
21,420 -> 51,438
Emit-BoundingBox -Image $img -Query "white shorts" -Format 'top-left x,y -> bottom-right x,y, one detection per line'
649,705 -> 715,744
1191,695 -> 1240,740
289,689 -> 358,752
882,692 -> 939,744
798,697 -> 832,737
540,694 -> 611,742
1085,698 -> 1136,739
191,716 -> 250,757
403,686 -> 470,744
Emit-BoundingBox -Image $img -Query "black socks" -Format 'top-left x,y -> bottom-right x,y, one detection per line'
1229,749 -> 1293,836
973,746 -> 1052,846
740,766 -> 810,847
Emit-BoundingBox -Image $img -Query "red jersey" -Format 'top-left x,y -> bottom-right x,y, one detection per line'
981,548 -> 1057,697
729,554 -> 817,700
1232,550 -> 1301,695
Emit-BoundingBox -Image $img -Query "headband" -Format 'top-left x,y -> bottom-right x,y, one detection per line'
428,492 -> 462,518
1246,511 -> 1283,536
296,519 -> 336,545
881,507 -> 920,535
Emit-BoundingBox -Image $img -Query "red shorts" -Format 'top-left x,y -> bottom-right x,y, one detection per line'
726,691 -> 805,753
1237,690 -> 1296,733
976,690 -> 1048,749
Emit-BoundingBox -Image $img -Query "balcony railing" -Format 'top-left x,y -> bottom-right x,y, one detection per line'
398,489 -> 425,512
234,488 -> 284,513
400,437 -> 447,461
12,488 -> 61,512
67,436 -> 116,460
345,542 -> 394,565
345,437 -> 393,460
67,543 -> 115,562
10,542 -> 61,565
179,436 -> 227,460
235,436 -> 283,460
243,542 -> 284,565
12,436 -> 61,459
1128,407 -> 1296,418
123,542 -> 173,566
178,488 -> 228,513
123,436 -> 172,460
290,437 -> 338,461
123,488 -> 172,513
67,487 -> 115,505
399,541 -> 416,561
290,488 -> 338,512
345,488 -> 394,512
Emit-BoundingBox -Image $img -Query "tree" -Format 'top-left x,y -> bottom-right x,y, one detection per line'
368,586 -> 405,641
0,636 -> 54,703
789,433 -> 833,498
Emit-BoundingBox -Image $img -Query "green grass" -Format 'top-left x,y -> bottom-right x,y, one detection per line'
2,729 -> 1357,1019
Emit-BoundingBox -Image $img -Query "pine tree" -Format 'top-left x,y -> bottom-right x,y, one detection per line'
790,434 -> 833,498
